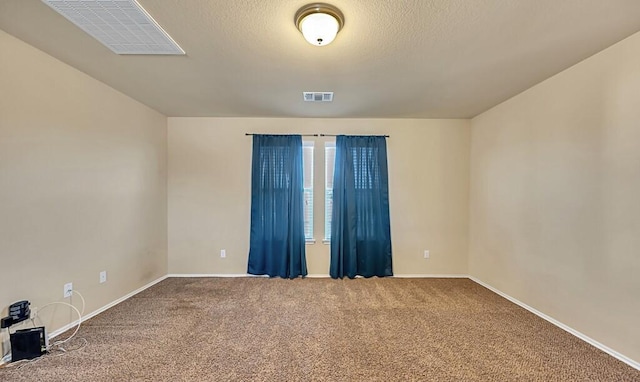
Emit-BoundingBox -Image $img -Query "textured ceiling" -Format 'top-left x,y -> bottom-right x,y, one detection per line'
2,0 -> 640,118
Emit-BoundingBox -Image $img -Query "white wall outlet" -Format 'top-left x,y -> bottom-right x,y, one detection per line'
220,249 -> 226,258
100,270 -> 107,283
424,250 -> 430,259
63,282 -> 73,298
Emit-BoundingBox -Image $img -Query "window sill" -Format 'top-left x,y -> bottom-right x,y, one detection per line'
305,239 -> 316,245
322,239 -> 330,245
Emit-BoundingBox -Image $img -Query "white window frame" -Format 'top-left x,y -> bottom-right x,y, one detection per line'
303,141 -> 314,243
324,141 -> 336,243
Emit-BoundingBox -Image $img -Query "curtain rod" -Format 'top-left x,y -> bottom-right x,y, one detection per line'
245,133 -> 390,138
245,133 -> 319,137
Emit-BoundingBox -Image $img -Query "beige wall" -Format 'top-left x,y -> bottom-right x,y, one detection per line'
168,118 -> 470,276
469,31 -> 640,363
6,11 -> 638,367
0,30 -> 167,355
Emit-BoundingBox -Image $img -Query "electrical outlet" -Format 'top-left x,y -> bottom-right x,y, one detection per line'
64,282 -> 73,298
220,249 -> 226,258
100,271 -> 107,283
424,250 -> 430,259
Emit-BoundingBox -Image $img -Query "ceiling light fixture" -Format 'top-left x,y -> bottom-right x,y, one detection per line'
295,3 -> 344,46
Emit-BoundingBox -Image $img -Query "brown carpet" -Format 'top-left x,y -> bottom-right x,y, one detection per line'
1,277 -> 638,381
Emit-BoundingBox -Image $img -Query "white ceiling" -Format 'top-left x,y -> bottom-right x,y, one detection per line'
2,0 -> 640,118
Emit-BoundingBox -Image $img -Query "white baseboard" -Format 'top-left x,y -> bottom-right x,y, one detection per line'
167,273 -> 470,279
166,273 -> 255,278
168,273 -> 328,278
306,274 -> 470,279
469,276 -> 640,371
394,274 -> 469,278
168,274 -> 326,278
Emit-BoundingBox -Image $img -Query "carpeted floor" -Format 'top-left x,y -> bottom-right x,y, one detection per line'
1,277 -> 638,381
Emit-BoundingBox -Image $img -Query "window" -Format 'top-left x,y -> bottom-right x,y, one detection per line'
324,141 -> 336,241
303,141 -> 314,241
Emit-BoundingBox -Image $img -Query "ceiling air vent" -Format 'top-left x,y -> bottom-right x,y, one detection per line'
41,0 -> 185,55
303,92 -> 334,102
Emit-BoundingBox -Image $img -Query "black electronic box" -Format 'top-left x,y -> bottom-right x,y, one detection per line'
10,327 -> 47,361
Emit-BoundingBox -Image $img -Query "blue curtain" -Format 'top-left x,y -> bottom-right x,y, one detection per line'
247,135 -> 307,279
330,135 -> 392,279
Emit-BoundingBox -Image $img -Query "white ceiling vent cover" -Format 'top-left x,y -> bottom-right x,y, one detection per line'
303,92 -> 334,102
41,0 -> 185,55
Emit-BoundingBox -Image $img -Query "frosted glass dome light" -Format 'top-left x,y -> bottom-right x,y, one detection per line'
295,3 -> 344,47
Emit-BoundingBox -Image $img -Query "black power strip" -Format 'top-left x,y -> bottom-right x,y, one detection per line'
1,316 -> 13,329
